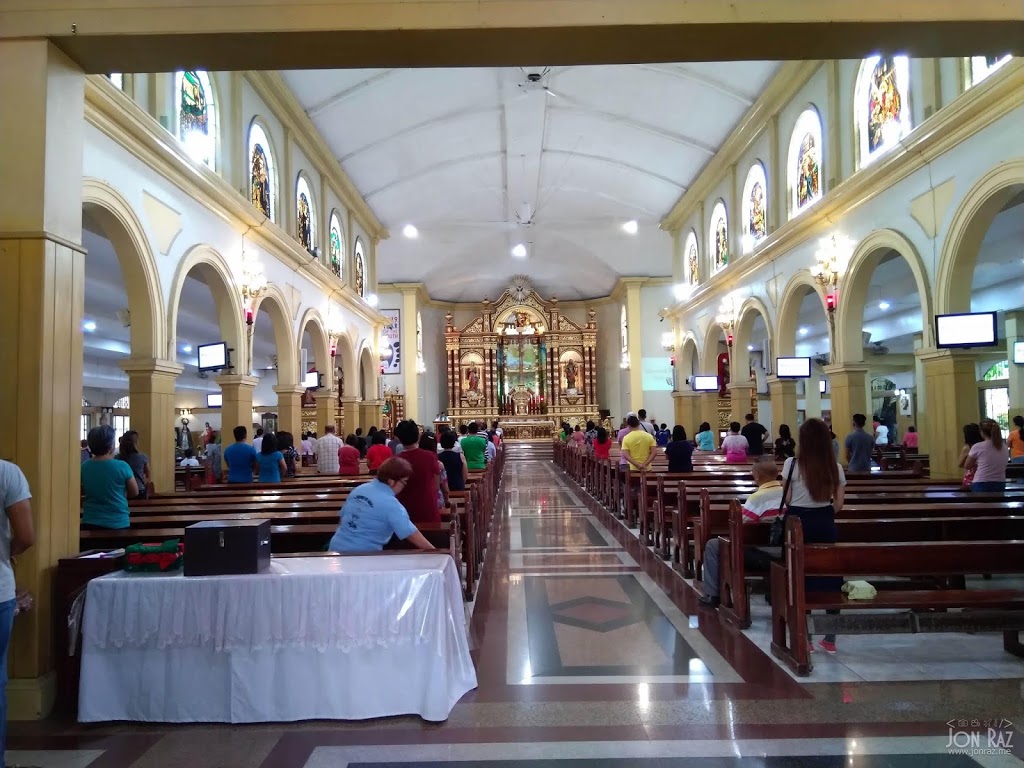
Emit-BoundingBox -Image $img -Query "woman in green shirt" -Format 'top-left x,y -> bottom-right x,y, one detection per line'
81,425 -> 138,529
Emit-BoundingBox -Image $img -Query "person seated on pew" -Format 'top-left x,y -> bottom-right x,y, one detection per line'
224,426 -> 259,483
81,425 -> 138,530
958,422 -> 983,488
339,434 -> 362,476
694,422 -> 715,452
721,422 -> 749,464
698,456 -> 783,608
366,431 -> 392,474
964,418 -> 1009,492
592,427 -> 611,460
328,457 -> 438,554
664,426 -> 695,473
256,432 -> 287,484
178,449 -> 200,468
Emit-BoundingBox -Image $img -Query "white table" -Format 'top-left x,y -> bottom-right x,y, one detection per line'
78,554 -> 476,723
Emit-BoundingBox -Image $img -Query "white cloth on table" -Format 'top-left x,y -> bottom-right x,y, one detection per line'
78,554 -> 476,723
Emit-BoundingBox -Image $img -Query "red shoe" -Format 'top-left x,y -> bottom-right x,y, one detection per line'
818,639 -> 837,654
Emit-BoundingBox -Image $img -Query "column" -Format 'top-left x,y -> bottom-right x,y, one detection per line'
339,396 -> 359,435
0,41 -> 85,719
273,385 -> 306,438
395,284 -> 420,422
624,279 -> 645,412
1006,311 -> 1024,412
216,374 -> 259,440
919,349 -> 979,480
805,369 -> 822,419
768,377 -> 798,433
121,359 -> 183,493
317,391 -> 339,436
729,383 -> 755,425
672,390 -> 701,432
912,333 -> 928,446
359,399 -> 383,430
698,392 -> 719,443
823,363 -> 871,454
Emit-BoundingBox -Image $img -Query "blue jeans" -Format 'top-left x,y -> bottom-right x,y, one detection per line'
1009,456 -> 1024,465
971,481 -> 1006,492
0,597 -> 15,764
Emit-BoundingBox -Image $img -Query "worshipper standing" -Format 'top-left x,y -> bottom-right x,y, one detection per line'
782,418 -> 847,654
958,423 -> 984,488
178,449 -> 200,467
205,436 -> 223,483
637,409 -> 657,436
741,413 -> 768,456
316,425 -> 344,475
570,424 -> 587,450
278,432 -> 299,478
252,427 -> 265,453
774,424 -> 796,460
339,434 -> 362,476
420,433 -> 449,511
117,430 -> 151,499
592,427 -> 612,460
844,413 -> 875,471
1008,415 -> 1024,464
617,412 -> 637,472
328,457 -> 437,554
366,430 -> 392,473
655,423 -> 671,448
699,456 -> 782,608
830,431 -> 840,461
394,420 -> 441,525
902,425 -> 919,453
484,435 -> 497,465
355,427 -> 368,458
584,420 -> 598,447
81,424 -> 138,529
694,422 -> 716,451
664,426 -> 695,473
963,418 -> 1009,492
300,432 -> 315,461
438,431 -> 468,492
388,431 -> 403,455
256,432 -> 286,484
874,423 -> 890,446
224,426 -> 259,483
721,422 -> 749,464
1,458 -> 34,761
79,439 -> 91,463
621,415 -> 656,474
437,426 -> 462,454
461,422 -> 489,471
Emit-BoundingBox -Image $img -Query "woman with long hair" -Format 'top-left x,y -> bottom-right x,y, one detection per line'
782,418 -> 846,654
774,424 -> 796,460
116,430 -> 151,499
256,432 -> 286,483
963,418 -> 1009,492
958,423 -> 984,488
665,425 -> 695,473
593,427 -> 611,460
1009,415 -> 1024,464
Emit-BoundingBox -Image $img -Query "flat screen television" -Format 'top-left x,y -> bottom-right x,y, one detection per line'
819,379 -> 827,395
206,393 -> 222,407
1013,340 -> 1024,365
776,356 -> 811,379
197,342 -> 228,372
935,312 -> 998,349
303,370 -> 320,389
691,375 -> 719,392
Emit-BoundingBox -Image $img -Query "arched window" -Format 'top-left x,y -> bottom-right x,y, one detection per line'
969,55 -> 1012,87
983,361 -> 1009,381
741,162 -> 768,253
684,230 -> 699,287
329,211 -> 343,279
354,238 -> 366,297
296,175 -> 317,253
855,56 -> 911,167
787,107 -> 823,218
709,200 -> 729,274
175,70 -> 217,169
113,395 -> 130,409
248,122 -> 277,221
620,306 -> 628,359
417,312 -> 423,356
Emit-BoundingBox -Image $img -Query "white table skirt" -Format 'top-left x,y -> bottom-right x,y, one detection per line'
78,555 -> 476,723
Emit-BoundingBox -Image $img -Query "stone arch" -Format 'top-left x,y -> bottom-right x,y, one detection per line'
334,332 -> 357,398
358,343 -> 377,400
297,308 -> 332,388
678,332 -> 700,381
733,296 -> 774,378
936,158 -> 1024,315
776,272 -> 828,357
837,228 -> 934,362
701,320 -> 726,378
82,178 -> 165,359
166,244 -> 244,364
250,285 -> 298,386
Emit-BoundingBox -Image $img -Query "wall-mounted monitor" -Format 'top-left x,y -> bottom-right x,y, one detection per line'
303,370 -> 320,389
1013,341 -> 1024,365
819,379 -> 827,395
776,356 -> 811,379
206,393 -> 222,407
935,312 -> 998,349
691,375 -> 719,392
197,342 -> 228,372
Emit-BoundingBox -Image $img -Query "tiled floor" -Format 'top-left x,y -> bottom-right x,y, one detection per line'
8,442 -> 1024,767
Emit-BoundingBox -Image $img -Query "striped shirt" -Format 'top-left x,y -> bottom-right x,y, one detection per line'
741,480 -> 784,523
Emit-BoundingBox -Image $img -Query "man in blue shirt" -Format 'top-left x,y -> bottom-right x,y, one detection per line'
224,426 -> 258,483
329,458 -> 437,553
845,413 -> 876,472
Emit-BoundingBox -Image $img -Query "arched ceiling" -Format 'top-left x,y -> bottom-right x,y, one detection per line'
280,63 -> 782,301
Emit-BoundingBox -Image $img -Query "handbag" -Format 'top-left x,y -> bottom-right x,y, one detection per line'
769,458 -> 797,546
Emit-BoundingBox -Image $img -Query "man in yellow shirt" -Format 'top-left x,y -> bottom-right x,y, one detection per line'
621,415 -> 656,472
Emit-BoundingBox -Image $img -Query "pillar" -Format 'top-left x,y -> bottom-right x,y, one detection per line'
339,396 -> 359,435
216,374 -> 259,441
359,399 -> 384,431
698,391 -> 719,443
823,363 -> 871,452
805,369 -> 822,419
673,390 -> 701,432
317,391 -> 339,436
0,40 -> 85,719
121,359 -> 183,493
273,385 -> 306,438
912,333 -> 928,444
393,284 -> 420,423
729,383 -> 755,426
1006,311 -> 1024,412
768,377 -> 798,434
623,279 -> 645,412
919,349 -> 979,480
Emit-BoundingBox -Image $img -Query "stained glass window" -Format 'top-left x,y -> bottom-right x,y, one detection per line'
620,306 -> 628,356
113,395 -> 130,409
296,176 -> 317,253
788,108 -> 823,218
741,163 -> 768,253
709,201 -> 729,273
969,55 -> 1012,86
684,230 -> 699,287
248,122 -> 276,221
855,56 -> 910,167
354,238 -> 366,297
176,70 -> 216,169
329,212 -> 343,279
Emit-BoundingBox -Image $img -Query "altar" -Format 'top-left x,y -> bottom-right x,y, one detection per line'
442,276 -> 600,437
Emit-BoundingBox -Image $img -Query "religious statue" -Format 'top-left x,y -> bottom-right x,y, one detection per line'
868,56 -> 902,152
717,352 -> 731,398
564,359 -> 579,391
179,417 -> 193,451
467,366 -> 480,392
203,422 -> 215,446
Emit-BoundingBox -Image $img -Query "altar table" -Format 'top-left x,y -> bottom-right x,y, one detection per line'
78,554 -> 476,723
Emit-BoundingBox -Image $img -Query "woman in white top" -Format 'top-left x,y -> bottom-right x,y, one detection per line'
721,422 -> 749,463
781,417 -> 847,655
874,424 -> 890,446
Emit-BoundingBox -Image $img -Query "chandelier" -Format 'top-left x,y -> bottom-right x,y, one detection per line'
239,250 -> 268,303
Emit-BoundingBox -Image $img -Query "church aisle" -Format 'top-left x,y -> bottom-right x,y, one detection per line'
7,445 -> 1023,768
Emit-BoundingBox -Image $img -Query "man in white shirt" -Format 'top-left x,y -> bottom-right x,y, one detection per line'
637,409 -> 657,436
252,428 -> 264,453
316,426 -> 344,475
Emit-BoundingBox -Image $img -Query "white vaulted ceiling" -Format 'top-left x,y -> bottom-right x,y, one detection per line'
280,63 -> 781,301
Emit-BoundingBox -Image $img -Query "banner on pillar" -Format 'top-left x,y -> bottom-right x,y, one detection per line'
381,309 -> 401,375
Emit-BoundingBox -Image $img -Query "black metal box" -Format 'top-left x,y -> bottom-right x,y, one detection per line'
184,519 -> 271,576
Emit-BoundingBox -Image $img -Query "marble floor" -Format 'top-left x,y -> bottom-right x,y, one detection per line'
8,442 -> 1024,768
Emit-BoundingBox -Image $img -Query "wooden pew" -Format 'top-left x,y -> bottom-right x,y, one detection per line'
768,517 -> 1024,675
